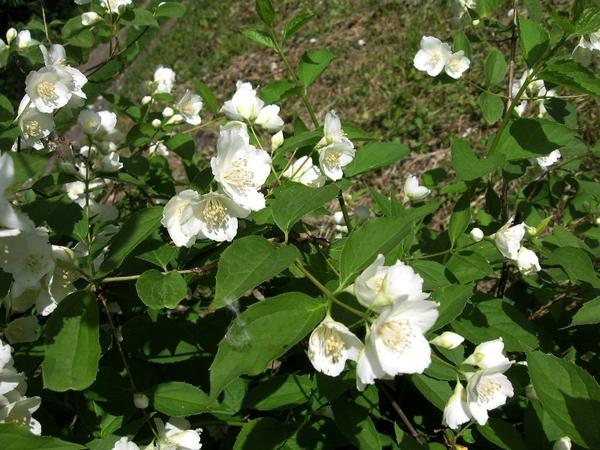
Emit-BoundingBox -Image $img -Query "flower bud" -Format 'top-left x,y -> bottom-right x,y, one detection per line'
6,28 -> 17,44
133,393 -> 150,409
596,217 -> 600,226
525,384 -> 538,401
516,247 -> 541,275
162,106 -> 174,118
166,113 -> 184,125
141,95 -> 152,105
151,118 -> 162,128
271,130 -> 284,151
470,227 -> 484,242
472,19 -> 481,26
524,223 -> 537,236
553,437 -> 572,450
431,331 -> 464,350
81,12 -> 101,26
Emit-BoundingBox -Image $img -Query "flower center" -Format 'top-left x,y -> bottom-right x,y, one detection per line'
37,81 -> 57,103
324,149 -> 342,167
319,326 -> 345,363
429,52 -> 442,66
201,198 -> 228,227
24,120 -> 42,137
25,253 -> 46,273
377,320 -> 417,352
476,379 -> 501,404
366,274 -> 385,294
181,101 -> 196,116
223,159 -> 257,188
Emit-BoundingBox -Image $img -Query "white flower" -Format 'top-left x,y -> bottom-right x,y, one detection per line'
78,109 -> 102,135
98,152 -> 123,173
0,153 -> 34,233
18,98 -> 55,149
221,81 -> 264,122
153,66 -> 176,94
149,141 -> 169,157
141,95 -> 152,105
0,228 -> 54,296
464,339 -> 511,370
282,156 -> 326,188
211,125 -> 271,211
493,218 -> 525,260
194,192 -> 250,242
271,130 -> 284,151
81,12 -> 101,26
317,110 -> 353,149
0,390 -> 42,435
161,190 -> 204,248
15,31 -> 38,49
255,104 -> 284,132
36,246 -> 77,316
177,90 -> 203,125
442,382 -> 471,429
318,141 -> 355,181
97,110 -> 118,137
445,51 -> 470,79
413,36 -> 451,77
466,366 -> 514,425
39,44 -> 87,103
5,317 -> 39,344
516,247 -> 540,275
100,0 -> 133,14
155,417 -> 202,450
431,331 -> 464,350
308,315 -> 363,377
112,437 -> 140,450
24,66 -> 75,113
6,29 -> 17,45
356,299 -> 439,390
553,437 -> 572,450
470,227 -> 484,242
404,175 -> 430,202
353,254 -> 429,311
536,149 -> 561,169
579,31 -> 600,52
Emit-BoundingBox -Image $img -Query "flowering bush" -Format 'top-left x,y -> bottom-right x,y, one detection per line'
0,0 -> 599,449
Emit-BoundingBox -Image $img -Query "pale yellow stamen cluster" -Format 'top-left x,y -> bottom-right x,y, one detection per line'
378,320 -> 417,352
319,326 -> 345,363
181,102 -> 196,116
201,198 -> 228,227
476,379 -> 501,403
25,254 -> 46,273
24,120 -> 42,137
37,81 -> 57,103
223,158 -> 256,188
324,150 -> 342,167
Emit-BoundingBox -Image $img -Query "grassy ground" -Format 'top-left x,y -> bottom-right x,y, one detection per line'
119,0 -> 598,197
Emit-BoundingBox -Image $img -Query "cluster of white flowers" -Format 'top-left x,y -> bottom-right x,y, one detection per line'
308,254 -> 440,390
1,28 -> 41,67
443,339 -> 514,428
0,338 -> 41,434
512,70 -> 556,117
414,36 -> 470,79
75,0 -> 132,15
111,417 -> 202,450
492,217 -> 541,275
141,66 -> 203,132
221,81 -> 283,132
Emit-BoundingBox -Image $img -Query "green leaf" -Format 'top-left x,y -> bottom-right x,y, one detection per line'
259,79 -> 296,104
136,244 -> 177,270
195,81 -> 218,114
484,49 -> 507,87
453,299 -> 538,351
523,0 -> 543,21
96,207 -> 163,278
43,291 -> 100,392
538,58 -> 600,97
271,182 -> 339,235
165,133 -> 195,160
244,374 -> 311,410
332,396 -> 382,449
298,48 -> 335,87
11,153 -> 49,189
240,28 -> 276,49
546,247 -> 600,287
339,216 -> 411,288
453,30 -> 471,58
344,142 -> 409,177
451,139 -> 503,180
448,191 -> 472,247
256,0 -> 276,26
571,297 -> 600,326
412,374 -> 452,410
233,418 -> 290,449
528,350 -> 600,448
126,9 -> 159,27
282,11 -> 313,43
0,423 -> 85,450
479,92 -> 504,124
431,284 -> 473,331
155,1 -> 186,18
135,270 -> 187,309
0,95 -> 14,125
209,292 -> 326,398
519,18 -> 549,66
478,418 -> 528,450
213,236 -> 300,309
574,8 -> 600,35
153,382 -> 212,416
446,252 -> 493,284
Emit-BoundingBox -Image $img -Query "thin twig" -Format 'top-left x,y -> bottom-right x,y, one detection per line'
101,263 -> 218,283
377,381 -> 423,444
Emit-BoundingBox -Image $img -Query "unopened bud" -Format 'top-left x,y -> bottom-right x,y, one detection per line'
470,227 -> 484,242
6,28 -> 17,44
133,393 -> 149,409
151,118 -> 162,128
162,106 -> 174,118
141,95 -> 152,105
271,130 -> 284,151
430,331 -> 464,350
81,12 -> 101,26
524,224 -> 537,237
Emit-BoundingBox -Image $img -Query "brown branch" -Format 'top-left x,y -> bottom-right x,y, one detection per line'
377,381 -> 423,444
